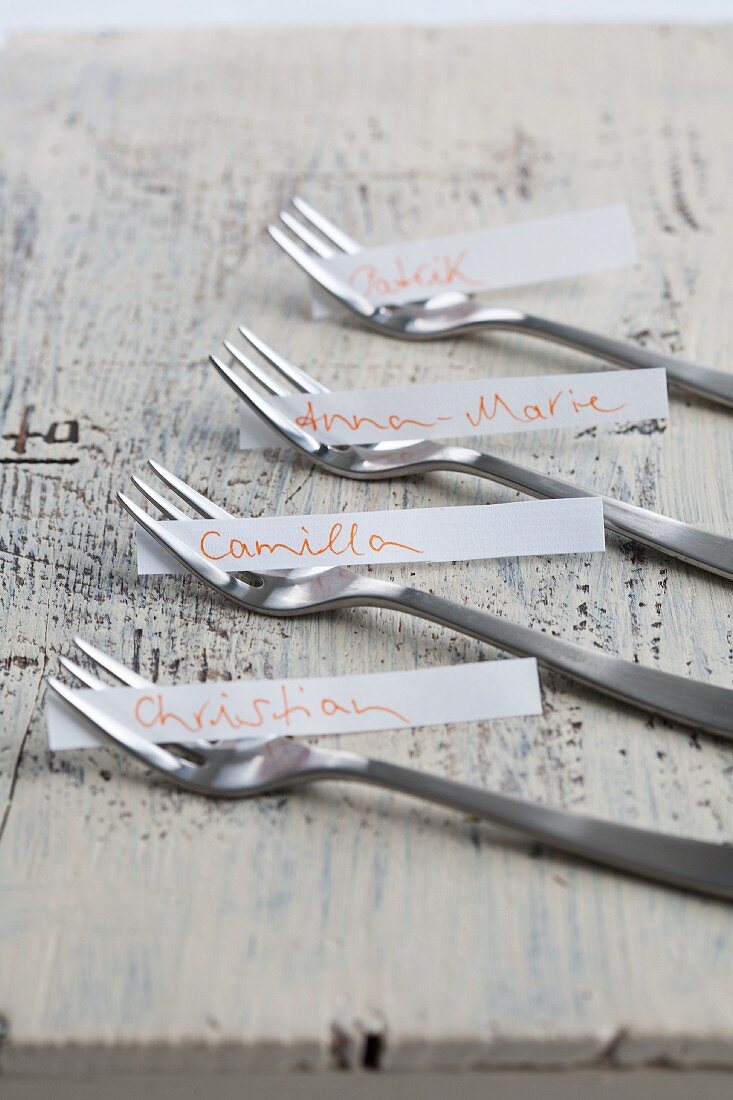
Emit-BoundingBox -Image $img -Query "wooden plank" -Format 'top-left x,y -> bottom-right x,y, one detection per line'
0,24 -> 731,1079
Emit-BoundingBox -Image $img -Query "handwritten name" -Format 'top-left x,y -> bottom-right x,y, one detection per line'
199,522 -> 424,563
291,388 -> 626,437
347,249 -> 485,299
133,686 -> 409,734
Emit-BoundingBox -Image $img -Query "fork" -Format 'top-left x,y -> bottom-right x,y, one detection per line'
47,644 -> 733,901
209,325 -> 733,581
268,197 -> 733,410
116,462 -> 733,738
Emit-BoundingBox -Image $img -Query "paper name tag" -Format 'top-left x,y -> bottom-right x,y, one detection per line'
313,204 -> 637,308
46,658 -> 543,751
136,497 -> 605,576
238,368 -> 668,449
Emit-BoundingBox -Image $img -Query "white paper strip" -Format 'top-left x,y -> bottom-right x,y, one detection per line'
135,496 -> 605,576
315,204 -> 637,307
238,368 -> 668,449
46,658 -> 543,751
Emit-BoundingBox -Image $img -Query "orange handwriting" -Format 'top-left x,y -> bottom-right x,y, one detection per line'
199,522 -> 424,563
465,388 -> 626,427
287,387 -> 627,441
133,687 -> 409,734
347,250 -> 485,298
294,400 -> 452,435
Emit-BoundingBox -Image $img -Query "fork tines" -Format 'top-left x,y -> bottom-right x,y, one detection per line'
208,326 -> 326,459
267,197 -> 374,316
117,461 -> 268,599
277,196 -> 360,256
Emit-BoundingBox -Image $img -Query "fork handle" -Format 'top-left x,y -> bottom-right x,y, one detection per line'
319,751 -> 733,900
362,584 -> 733,737
442,448 -> 733,581
482,311 -> 733,408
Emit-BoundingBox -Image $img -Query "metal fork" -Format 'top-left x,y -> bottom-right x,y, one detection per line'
116,462 -> 733,738
268,196 -> 733,409
47,644 -> 733,901
209,326 -> 733,581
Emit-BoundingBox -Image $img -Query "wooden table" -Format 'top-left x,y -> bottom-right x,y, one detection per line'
1,23 -> 732,1099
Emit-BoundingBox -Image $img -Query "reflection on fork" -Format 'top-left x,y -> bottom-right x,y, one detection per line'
267,196 -> 733,409
207,323 -> 733,581
114,461 -> 733,736
46,639 -> 733,901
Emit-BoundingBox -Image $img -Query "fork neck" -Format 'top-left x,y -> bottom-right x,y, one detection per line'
433,446 -> 596,503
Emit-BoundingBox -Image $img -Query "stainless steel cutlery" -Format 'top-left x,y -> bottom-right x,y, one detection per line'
116,461 -> 733,738
47,640 -> 733,901
268,196 -> 733,409
45,194 -> 733,905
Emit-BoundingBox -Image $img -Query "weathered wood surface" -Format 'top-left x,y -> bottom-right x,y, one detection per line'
0,23 -> 732,1086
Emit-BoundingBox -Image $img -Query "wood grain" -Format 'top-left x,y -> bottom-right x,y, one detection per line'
0,24 -> 732,1084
